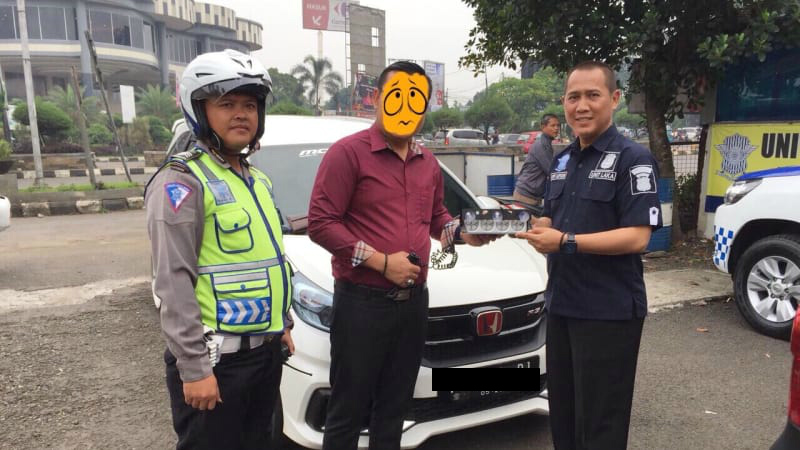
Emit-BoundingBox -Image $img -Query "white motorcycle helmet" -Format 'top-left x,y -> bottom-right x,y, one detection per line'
179,49 -> 272,151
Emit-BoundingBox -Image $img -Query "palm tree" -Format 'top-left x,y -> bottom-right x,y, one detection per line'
291,55 -> 343,115
46,85 -> 102,125
136,84 -> 179,124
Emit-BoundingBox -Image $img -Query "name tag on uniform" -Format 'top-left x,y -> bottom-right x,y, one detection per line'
551,172 -> 567,181
207,180 -> 236,205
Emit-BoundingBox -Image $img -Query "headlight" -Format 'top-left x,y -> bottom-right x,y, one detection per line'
724,179 -> 761,205
291,272 -> 333,332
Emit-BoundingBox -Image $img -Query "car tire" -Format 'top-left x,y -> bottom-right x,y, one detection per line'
270,395 -> 290,449
733,234 -> 800,340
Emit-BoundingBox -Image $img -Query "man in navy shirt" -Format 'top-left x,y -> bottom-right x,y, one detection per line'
516,61 -> 662,450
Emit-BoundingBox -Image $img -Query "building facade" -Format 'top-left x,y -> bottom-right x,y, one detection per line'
0,0 -> 262,100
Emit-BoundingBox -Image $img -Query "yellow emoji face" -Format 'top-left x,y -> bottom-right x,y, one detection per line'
380,72 -> 430,136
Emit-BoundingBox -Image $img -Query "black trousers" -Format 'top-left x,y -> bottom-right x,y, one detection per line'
165,338 -> 283,450
546,312 -> 645,450
322,282 -> 429,450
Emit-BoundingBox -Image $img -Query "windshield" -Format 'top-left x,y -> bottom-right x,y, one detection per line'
248,143 -> 479,231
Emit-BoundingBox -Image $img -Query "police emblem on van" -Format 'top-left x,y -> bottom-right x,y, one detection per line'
716,133 -> 756,181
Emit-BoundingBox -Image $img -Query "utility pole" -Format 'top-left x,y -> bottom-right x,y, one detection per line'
0,60 -> 11,143
84,30 -> 131,182
70,67 -> 97,188
17,0 -> 44,185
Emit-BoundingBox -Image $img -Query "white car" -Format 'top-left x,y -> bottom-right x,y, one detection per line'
0,194 -> 10,232
712,166 -> 800,339
166,116 -> 550,449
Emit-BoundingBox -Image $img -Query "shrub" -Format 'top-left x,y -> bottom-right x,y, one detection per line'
675,173 -> 699,233
12,98 -> 75,141
0,139 -> 11,160
144,116 -> 171,146
88,123 -> 113,145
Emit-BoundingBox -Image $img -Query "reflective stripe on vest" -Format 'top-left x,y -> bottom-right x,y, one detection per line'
185,151 -> 291,334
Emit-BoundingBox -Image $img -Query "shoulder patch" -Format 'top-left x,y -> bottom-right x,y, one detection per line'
165,182 -> 193,212
630,165 -> 657,195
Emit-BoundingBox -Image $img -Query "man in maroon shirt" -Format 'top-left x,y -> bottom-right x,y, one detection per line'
309,61 -> 492,450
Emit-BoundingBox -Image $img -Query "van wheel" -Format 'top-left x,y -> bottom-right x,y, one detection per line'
733,234 -> 800,340
270,396 -> 290,449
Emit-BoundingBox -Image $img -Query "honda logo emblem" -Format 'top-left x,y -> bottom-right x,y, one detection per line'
471,307 -> 503,337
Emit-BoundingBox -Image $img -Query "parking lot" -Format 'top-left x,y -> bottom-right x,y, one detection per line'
0,211 -> 792,450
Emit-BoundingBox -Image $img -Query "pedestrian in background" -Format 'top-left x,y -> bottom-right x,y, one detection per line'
146,50 -> 294,450
308,60 -> 494,450
516,60 -> 662,450
513,114 -> 560,206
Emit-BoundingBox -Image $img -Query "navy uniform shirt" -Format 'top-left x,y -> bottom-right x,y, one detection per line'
542,126 -> 663,320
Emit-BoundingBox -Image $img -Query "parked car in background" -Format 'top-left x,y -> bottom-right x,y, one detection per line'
517,131 -> 542,154
769,306 -> 800,449
712,166 -> 800,339
0,194 -> 9,232
413,133 -> 434,147
433,128 -> 487,146
167,116 -> 551,449
496,133 -> 520,145
679,127 -> 702,141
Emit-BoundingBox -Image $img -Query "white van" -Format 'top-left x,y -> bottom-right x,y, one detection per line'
165,115 -> 550,449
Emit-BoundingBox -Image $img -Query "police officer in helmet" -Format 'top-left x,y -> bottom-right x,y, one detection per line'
146,49 -> 294,450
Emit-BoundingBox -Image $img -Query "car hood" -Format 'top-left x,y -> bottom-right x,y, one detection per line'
284,235 -> 547,308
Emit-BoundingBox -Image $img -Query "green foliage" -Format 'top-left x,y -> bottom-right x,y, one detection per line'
46,85 -> 103,125
12,98 -> 74,141
477,68 -> 564,132
268,68 -> 307,107
0,138 -> 11,160
428,107 -> 463,129
460,0 -> 800,178
20,181 -> 140,193
136,84 -> 179,124
324,86 -> 353,112
614,105 -> 645,129
144,116 -> 171,145
88,123 -> 113,145
125,116 -> 153,150
291,55 -> 344,114
421,115 -> 435,135
464,95 -> 513,137
675,173 -> 700,233
267,101 -> 313,116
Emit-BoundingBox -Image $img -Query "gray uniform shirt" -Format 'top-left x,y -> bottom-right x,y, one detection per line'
146,145 -> 254,382
515,133 -> 555,198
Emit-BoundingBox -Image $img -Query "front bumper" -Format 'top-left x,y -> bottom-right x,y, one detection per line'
280,320 -> 548,450
712,204 -> 736,274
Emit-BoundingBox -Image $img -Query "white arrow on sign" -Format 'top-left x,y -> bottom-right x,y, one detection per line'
312,15 -> 322,26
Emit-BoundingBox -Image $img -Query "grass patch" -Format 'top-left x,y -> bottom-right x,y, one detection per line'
20,181 -> 141,193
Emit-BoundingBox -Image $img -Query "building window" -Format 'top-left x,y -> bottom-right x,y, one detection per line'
40,7 -> 66,40
205,4 -> 210,14
24,6 -> 41,40
130,17 -> 144,48
242,31 -> 246,40
143,22 -> 154,53
371,27 -> 379,47
67,8 -> 77,40
0,6 -> 17,39
112,13 -> 130,46
163,4 -> 168,15
195,12 -> 201,23
89,10 -> 112,43
214,15 -> 219,25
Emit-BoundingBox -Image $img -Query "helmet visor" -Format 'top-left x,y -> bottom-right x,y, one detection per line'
190,77 -> 271,101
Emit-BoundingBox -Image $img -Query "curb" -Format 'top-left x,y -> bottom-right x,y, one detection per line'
94,156 -> 142,163
17,167 -> 156,179
647,293 -> 733,314
16,196 -> 145,217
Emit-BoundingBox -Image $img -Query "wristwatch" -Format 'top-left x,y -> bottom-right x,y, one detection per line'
560,232 -> 577,254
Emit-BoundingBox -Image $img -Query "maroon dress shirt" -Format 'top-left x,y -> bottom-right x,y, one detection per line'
308,123 -> 454,289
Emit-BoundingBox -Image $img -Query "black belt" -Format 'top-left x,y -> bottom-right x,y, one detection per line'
336,280 -> 427,302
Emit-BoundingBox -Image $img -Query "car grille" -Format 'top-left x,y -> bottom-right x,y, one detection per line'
423,293 -> 546,368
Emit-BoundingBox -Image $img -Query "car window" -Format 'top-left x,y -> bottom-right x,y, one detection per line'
249,143 -> 478,230
453,130 -> 470,139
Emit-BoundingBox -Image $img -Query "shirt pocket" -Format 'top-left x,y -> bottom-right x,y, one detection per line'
546,180 -> 566,201
213,208 -> 254,254
579,180 -> 615,202
418,191 -> 434,224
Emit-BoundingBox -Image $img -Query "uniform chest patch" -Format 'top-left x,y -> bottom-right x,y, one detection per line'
207,179 -> 236,205
630,165 -> 657,195
588,152 -> 619,181
165,182 -> 192,213
551,153 -> 570,181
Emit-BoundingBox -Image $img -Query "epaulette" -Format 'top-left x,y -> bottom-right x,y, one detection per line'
164,148 -> 203,173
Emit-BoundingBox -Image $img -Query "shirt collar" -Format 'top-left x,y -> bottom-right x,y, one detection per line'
196,140 -> 249,169
578,125 -> 619,153
368,123 -> 424,157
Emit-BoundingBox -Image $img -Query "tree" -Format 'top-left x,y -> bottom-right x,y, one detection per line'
614,106 -> 645,130
144,116 -> 171,146
428,107 -> 463,129
324,86 -> 353,113
291,55 -> 344,115
464,95 -> 513,139
475,70 -> 564,132
46,85 -> 103,127
136,84 -> 179,124
267,100 -> 313,116
13,98 -> 73,142
461,0 -> 800,182
88,123 -> 113,145
267,68 -> 306,107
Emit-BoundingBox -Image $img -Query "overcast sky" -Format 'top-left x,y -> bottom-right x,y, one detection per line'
218,0 -> 519,105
